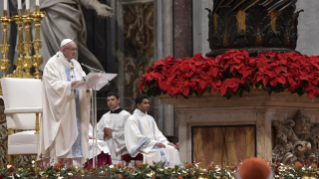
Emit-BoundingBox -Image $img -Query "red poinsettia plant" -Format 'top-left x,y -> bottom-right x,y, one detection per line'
139,50 -> 319,99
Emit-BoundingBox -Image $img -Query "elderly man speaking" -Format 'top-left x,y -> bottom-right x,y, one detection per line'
38,39 -> 91,167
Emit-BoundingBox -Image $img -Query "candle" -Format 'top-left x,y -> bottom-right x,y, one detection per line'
3,0 -> 7,10
18,0 -> 22,9
36,0 -> 39,6
26,0 -> 30,9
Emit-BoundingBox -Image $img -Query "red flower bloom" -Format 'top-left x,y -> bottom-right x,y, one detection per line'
311,163 -> 318,169
294,161 -> 303,169
139,50 -> 319,99
7,165 -> 16,172
28,170 -> 36,176
186,162 -> 193,168
220,77 -> 244,96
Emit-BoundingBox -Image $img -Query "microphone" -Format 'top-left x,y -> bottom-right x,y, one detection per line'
81,63 -> 104,73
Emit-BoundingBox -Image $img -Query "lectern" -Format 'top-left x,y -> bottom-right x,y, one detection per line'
73,72 -> 117,167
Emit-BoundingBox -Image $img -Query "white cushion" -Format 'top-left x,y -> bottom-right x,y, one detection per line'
8,143 -> 38,154
8,131 -> 39,154
8,131 -> 39,145
6,114 -> 37,129
5,107 -> 42,113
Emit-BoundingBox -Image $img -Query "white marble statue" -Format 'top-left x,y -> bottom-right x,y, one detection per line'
12,0 -> 113,71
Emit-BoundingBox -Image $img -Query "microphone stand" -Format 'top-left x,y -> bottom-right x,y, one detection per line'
80,63 -> 103,168
81,63 -> 105,73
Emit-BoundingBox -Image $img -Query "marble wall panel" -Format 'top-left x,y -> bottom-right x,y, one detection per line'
173,0 -> 193,59
161,90 -> 319,163
193,126 -> 256,167
116,0 -> 156,114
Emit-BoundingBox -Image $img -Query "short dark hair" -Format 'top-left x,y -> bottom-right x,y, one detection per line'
107,92 -> 119,99
135,94 -> 149,105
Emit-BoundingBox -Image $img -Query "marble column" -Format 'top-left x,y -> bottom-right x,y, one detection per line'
155,0 -> 175,135
192,0 -> 213,55
173,0 -> 193,59
296,0 -> 319,56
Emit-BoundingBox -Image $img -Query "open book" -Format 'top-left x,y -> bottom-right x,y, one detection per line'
72,72 -> 117,90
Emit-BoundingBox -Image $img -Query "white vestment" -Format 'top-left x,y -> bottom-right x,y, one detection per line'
88,124 -> 110,159
38,52 -> 90,166
124,109 -> 181,168
97,108 -> 130,164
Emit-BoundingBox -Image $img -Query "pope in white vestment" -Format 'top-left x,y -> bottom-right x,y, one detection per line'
38,39 -> 91,166
97,93 -> 130,164
124,95 -> 181,167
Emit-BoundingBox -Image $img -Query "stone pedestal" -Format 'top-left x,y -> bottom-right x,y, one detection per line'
160,90 -> 319,164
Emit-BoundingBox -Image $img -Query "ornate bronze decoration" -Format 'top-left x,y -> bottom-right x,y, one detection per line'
206,1 -> 303,57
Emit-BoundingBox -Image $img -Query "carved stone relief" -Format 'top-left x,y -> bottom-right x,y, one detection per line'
272,110 -> 318,164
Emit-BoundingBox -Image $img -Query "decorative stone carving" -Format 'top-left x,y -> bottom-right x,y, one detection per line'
272,110 -> 318,164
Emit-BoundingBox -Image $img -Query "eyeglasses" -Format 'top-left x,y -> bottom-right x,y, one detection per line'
65,48 -> 77,51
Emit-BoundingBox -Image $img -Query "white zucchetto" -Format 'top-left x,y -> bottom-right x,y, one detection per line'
60,39 -> 73,48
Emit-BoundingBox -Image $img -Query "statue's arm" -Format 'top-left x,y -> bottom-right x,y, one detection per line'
77,0 -> 113,17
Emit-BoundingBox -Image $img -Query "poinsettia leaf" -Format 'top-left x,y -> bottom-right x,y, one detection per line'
220,86 -> 227,96
225,93 -> 232,99
295,87 -> 304,96
182,87 -> 190,97
199,80 -> 207,90
266,83 -> 273,95
189,89 -> 193,96
154,87 -> 162,96
244,87 -> 251,93
236,87 -> 243,97
255,81 -> 262,88
274,83 -> 284,93
143,85 -> 149,93
206,85 -> 212,93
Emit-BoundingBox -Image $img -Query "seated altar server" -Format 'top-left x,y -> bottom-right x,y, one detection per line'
85,124 -> 112,167
124,94 -> 181,167
38,39 -> 91,166
97,93 -> 130,164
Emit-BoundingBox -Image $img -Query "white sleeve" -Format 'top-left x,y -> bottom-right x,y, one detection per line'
124,116 -> 156,157
151,116 -> 169,144
112,113 -> 130,152
89,123 -> 93,137
96,116 -> 106,140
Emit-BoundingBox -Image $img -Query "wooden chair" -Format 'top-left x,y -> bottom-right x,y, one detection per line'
121,153 -> 143,166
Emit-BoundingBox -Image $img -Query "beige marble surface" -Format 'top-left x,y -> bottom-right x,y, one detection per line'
160,90 -> 319,163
